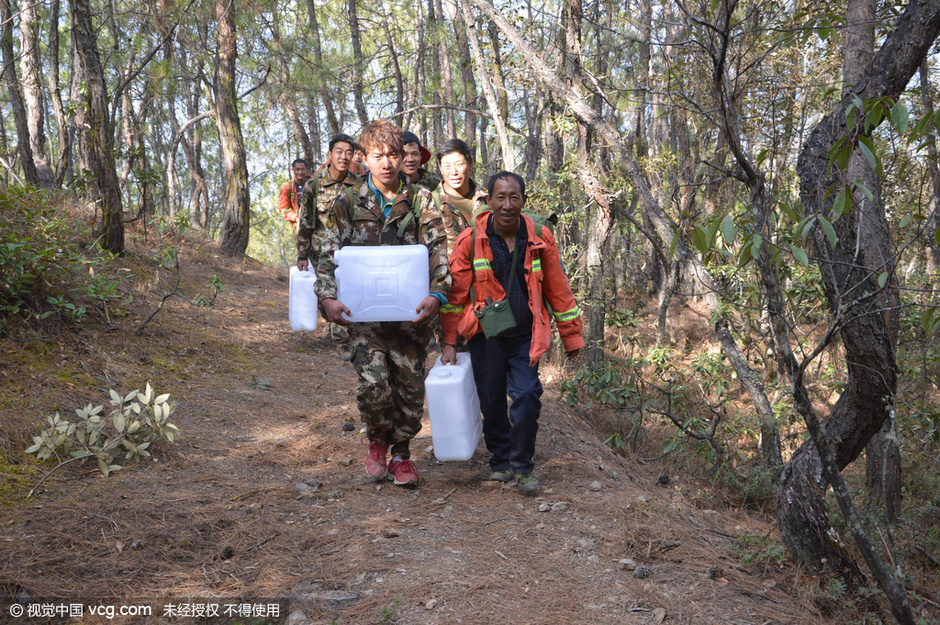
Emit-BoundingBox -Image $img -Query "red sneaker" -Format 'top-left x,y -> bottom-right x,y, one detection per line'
387,458 -> 419,487
363,436 -> 389,479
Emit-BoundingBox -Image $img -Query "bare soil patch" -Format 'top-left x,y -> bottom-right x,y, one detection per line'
0,233 -> 829,625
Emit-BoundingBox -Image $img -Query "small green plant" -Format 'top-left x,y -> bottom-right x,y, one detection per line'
732,532 -> 786,569
248,376 -> 271,390
25,383 -> 181,489
604,431 -> 626,451
378,595 -> 403,624
45,295 -> 87,322
560,362 -> 636,408
194,273 -> 224,307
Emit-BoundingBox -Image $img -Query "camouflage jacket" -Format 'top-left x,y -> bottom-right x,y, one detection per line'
314,175 -> 451,303
411,167 -> 442,192
416,180 -> 488,259
296,170 -> 360,262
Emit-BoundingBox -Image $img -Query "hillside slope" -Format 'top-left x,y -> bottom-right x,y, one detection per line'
0,233 -> 824,625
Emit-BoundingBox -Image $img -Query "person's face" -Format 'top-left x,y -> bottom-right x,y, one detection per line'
439,152 -> 471,196
401,143 -> 421,177
364,143 -> 402,188
490,176 -> 526,233
329,142 -> 354,174
292,162 -> 308,182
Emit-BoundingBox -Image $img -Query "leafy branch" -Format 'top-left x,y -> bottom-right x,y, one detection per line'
26,383 -> 181,496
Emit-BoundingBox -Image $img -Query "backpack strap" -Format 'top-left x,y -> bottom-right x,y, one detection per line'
395,184 -> 428,239
310,171 -> 321,200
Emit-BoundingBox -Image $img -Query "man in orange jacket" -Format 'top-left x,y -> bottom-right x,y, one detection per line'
441,171 -> 583,493
278,158 -> 310,233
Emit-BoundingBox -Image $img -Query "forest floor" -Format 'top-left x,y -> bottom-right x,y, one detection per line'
0,227 -> 855,625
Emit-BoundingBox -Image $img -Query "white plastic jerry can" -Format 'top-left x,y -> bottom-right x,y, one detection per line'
334,244 -> 430,322
289,266 -> 318,331
425,353 -> 482,461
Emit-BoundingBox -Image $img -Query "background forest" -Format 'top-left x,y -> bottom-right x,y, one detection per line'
2,0 -> 940,622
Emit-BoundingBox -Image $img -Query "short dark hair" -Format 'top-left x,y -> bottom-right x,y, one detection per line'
436,138 -> 473,165
486,171 -> 526,197
292,158 -> 307,168
328,133 -> 357,153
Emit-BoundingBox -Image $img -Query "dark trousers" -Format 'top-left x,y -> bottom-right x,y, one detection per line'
468,333 -> 543,475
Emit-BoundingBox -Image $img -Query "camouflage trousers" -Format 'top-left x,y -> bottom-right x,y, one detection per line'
348,321 -> 431,459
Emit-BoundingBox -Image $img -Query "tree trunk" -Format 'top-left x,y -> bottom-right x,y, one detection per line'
444,0 -> 477,151
72,0 -> 124,255
19,0 -> 54,187
213,0 -> 251,256
460,1 -> 512,169
561,0 -> 589,167
0,0 -> 39,185
429,0 -> 443,148
381,3 -> 404,119
522,86 -> 543,181
308,0 -> 339,136
842,0 -> 903,526
777,4 -> 940,619
866,410 -> 902,525
706,0 -> 786,469
779,0 -> 934,575
919,61 -> 940,273
348,0 -> 370,128
434,0 -> 457,138
580,167 -> 614,369
409,0 -> 427,132
187,65 -> 210,230
271,21 -> 312,165
47,0 -> 71,186
636,0 -> 663,297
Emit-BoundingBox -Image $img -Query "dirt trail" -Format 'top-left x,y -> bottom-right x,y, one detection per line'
0,241 -> 824,625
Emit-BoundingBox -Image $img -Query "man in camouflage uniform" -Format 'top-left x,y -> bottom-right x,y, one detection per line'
296,134 -> 360,271
401,131 -> 441,192
314,119 -> 451,488
417,138 -> 488,259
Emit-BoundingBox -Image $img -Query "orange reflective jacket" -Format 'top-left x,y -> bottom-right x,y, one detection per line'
441,211 -> 584,366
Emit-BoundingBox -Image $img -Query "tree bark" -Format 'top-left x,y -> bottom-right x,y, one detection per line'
47,0 -> 71,186
919,60 -> 940,273
348,0 -> 370,128
381,3 -> 404,119
460,1 -> 512,169
435,0 -> 457,138
780,0 -> 939,575
0,0 -> 39,185
444,0 -> 477,151
429,0 -> 444,148
213,0 -> 251,256
580,167 -> 614,369
19,0 -> 54,187
703,0 -> 785,469
841,0 -> 904,524
72,0 -> 124,255
409,0 -> 427,133
271,20 -> 312,165
308,0 -> 339,136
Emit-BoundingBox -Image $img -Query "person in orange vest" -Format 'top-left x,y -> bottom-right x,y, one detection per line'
277,158 -> 310,233
441,171 -> 583,493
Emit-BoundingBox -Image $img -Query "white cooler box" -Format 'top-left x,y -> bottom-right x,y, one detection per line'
335,244 -> 430,322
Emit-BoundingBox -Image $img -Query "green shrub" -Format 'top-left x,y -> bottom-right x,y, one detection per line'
0,186 -> 126,328
26,383 -> 180,479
